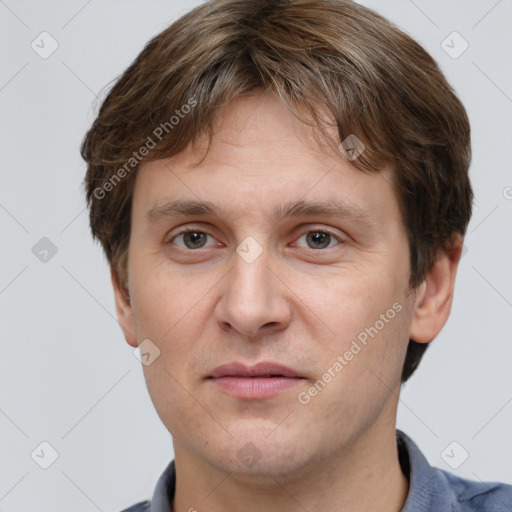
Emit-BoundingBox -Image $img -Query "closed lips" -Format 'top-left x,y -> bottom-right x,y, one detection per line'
208,362 -> 303,379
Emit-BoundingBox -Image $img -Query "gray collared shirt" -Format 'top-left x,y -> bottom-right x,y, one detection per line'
120,429 -> 512,511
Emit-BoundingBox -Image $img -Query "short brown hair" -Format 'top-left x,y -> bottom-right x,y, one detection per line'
81,0 -> 472,383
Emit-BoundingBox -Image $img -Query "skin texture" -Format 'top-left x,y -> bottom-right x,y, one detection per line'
113,89 -> 462,511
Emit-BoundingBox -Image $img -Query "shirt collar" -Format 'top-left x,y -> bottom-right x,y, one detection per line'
149,459 -> 174,512
398,429 -> 445,511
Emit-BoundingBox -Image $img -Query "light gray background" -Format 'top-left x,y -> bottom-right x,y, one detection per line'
1,0 -> 511,510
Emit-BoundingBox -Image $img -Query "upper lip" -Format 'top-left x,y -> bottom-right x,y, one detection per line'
208,362 -> 302,379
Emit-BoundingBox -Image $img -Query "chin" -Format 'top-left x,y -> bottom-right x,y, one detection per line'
203,421 -> 320,481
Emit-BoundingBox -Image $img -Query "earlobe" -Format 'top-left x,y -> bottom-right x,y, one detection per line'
409,234 -> 463,344
111,266 -> 138,348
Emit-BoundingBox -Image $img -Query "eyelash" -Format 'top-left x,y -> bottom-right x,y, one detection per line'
166,228 -> 344,251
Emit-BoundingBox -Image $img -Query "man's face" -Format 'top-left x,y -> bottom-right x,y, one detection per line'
122,90 -> 418,478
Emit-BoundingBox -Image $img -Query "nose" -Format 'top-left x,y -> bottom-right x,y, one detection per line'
214,249 -> 292,339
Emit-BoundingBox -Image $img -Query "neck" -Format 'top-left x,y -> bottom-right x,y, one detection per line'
172,418 -> 409,512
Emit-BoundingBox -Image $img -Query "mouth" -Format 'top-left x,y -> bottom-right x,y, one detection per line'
207,362 -> 306,399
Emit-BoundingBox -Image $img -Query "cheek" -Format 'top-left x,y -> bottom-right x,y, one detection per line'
301,299 -> 411,430
131,258 -> 208,334
305,264 -> 411,383
131,261 -> 224,381
134,277 -> 216,437
306,268 -> 403,339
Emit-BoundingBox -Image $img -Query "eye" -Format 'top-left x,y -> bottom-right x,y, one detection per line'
169,230 -> 217,250
294,230 -> 342,250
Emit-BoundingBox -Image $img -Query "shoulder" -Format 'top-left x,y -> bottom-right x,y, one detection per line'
116,460 -> 175,512
397,430 -> 512,511
438,469 -> 512,511
118,500 -> 151,512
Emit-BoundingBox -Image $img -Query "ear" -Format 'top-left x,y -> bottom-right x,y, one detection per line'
409,234 -> 463,344
111,266 -> 138,348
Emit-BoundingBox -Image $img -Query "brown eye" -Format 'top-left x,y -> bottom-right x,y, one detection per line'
306,231 -> 332,249
296,229 -> 343,250
171,231 -> 212,249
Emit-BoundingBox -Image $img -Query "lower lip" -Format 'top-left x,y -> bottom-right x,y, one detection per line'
209,376 -> 304,399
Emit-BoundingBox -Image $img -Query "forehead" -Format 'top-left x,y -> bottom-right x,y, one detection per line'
133,90 -> 400,227
188,90 -> 344,169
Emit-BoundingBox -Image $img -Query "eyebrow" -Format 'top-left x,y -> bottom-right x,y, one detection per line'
145,198 -> 376,229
